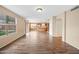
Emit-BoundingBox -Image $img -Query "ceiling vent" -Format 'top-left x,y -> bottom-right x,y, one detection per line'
71,6 -> 79,11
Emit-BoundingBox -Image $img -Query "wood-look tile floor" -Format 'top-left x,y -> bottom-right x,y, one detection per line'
0,31 -> 79,54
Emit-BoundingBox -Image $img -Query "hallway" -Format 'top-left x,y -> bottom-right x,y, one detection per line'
0,31 -> 79,54
0,0 -> 79,58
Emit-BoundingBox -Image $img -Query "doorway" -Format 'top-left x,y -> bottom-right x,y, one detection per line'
29,23 -> 49,32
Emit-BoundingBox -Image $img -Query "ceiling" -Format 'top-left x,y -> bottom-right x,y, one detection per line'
3,5 -> 76,21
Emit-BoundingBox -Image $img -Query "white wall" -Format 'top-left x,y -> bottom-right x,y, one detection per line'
66,9 -> 79,49
26,20 -> 29,35
49,12 -> 66,42
53,16 -> 62,37
49,16 -> 54,36
55,12 -> 66,41
49,15 -> 64,38
49,9 -> 79,49
48,8 -> 79,49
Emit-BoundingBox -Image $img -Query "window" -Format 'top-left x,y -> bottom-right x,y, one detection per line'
0,13 -> 16,36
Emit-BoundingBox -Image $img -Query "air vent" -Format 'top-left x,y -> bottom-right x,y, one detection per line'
71,6 -> 79,11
